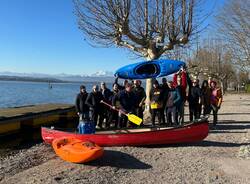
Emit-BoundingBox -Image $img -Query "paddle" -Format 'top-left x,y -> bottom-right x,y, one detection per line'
100,100 -> 142,126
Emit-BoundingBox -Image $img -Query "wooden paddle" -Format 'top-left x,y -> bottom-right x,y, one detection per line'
100,101 -> 142,126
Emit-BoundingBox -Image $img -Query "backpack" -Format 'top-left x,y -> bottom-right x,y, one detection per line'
78,119 -> 95,134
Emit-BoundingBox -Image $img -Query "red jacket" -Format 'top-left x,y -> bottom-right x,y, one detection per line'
173,71 -> 187,100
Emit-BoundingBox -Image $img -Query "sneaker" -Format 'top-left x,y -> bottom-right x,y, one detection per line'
95,125 -> 102,129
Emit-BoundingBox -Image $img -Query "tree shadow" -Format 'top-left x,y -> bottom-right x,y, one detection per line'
191,140 -> 250,147
209,122 -> 250,131
218,113 -> 250,115
209,130 -> 247,134
86,150 -> 152,170
143,140 -> 250,148
217,120 -> 250,124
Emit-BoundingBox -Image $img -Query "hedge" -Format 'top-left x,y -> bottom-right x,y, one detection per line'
245,84 -> 250,93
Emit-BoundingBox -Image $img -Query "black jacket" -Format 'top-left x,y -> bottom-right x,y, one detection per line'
75,92 -> 89,113
132,86 -> 146,107
101,88 -> 112,103
110,90 -> 119,106
160,83 -> 169,104
150,87 -> 164,103
114,78 -> 125,90
189,85 -> 201,104
85,91 -> 104,110
115,89 -> 136,113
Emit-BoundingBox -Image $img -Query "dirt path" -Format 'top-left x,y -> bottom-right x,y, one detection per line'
0,94 -> 249,184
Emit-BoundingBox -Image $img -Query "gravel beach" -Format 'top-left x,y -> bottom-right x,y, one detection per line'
0,94 -> 249,184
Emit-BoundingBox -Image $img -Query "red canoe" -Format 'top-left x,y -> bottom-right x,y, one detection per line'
41,119 -> 209,147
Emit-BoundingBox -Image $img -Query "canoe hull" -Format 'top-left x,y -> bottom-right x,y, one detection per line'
114,59 -> 185,79
42,121 -> 209,147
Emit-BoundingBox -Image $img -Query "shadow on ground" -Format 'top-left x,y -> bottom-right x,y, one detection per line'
86,150 -> 152,169
192,140 -> 250,147
210,121 -> 250,131
218,113 -> 250,115
87,150 -> 152,169
142,140 -> 250,149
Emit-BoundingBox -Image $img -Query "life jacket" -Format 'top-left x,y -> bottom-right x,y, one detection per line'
151,102 -> 162,109
150,88 -> 163,109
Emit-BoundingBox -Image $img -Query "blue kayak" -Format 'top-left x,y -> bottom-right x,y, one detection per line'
114,59 -> 185,79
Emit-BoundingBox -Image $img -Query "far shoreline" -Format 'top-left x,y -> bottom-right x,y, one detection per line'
0,78 -> 114,84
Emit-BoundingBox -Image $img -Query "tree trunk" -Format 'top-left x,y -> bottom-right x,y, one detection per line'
143,52 -> 158,122
219,79 -> 224,95
144,78 -> 153,121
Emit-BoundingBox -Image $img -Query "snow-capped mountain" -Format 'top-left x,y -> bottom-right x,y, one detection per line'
0,71 -> 115,82
90,70 -> 113,77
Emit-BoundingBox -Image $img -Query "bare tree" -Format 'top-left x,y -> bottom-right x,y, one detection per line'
238,71 -> 250,87
74,0 -> 205,118
188,38 -> 236,94
216,0 -> 250,70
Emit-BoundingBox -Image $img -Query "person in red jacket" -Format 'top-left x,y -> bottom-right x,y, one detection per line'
210,81 -> 223,126
173,67 -> 187,92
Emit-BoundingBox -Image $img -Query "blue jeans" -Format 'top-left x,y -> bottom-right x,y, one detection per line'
211,104 -> 219,125
167,106 -> 178,125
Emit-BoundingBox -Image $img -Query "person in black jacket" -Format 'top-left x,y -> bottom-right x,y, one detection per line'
108,83 -> 120,128
85,85 -> 104,129
114,77 -> 128,90
75,85 -> 89,120
132,80 -> 146,124
100,82 -> 112,102
188,79 -> 202,121
150,80 -> 164,126
160,77 -> 169,124
100,82 -> 112,128
115,83 -> 136,128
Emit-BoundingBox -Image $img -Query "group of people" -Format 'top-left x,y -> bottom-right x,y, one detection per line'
75,68 -> 223,130
75,79 -> 146,129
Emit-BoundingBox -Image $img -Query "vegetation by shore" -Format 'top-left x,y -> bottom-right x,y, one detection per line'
0,75 -> 64,83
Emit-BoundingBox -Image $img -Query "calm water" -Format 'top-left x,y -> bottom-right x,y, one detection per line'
0,80 -> 113,108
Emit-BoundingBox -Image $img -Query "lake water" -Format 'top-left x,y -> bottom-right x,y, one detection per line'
0,81 -> 114,108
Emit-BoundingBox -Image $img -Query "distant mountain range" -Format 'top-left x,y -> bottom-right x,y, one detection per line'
0,71 -> 115,83
0,71 -> 174,83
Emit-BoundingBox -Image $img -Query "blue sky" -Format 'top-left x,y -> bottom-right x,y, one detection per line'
0,0 -> 225,75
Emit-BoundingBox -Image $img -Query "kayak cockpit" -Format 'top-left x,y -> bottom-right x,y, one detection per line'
135,63 -> 160,76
